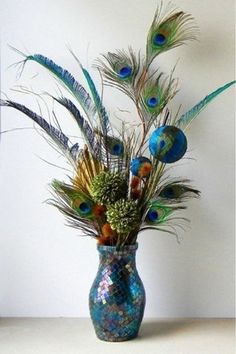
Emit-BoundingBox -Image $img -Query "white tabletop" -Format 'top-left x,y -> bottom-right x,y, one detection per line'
0,318 -> 234,354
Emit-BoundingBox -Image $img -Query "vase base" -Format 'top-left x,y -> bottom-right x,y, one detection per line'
96,332 -> 138,342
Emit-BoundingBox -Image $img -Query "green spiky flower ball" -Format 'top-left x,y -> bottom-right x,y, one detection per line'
106,199 -> 140,234
90,171 -> 128,205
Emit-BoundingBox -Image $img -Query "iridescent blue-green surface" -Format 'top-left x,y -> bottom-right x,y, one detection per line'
89,243 -> 146,342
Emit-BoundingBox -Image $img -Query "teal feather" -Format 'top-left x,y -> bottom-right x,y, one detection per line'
79,65 -> 110,136
176,81 -> 236,130
20,53 -> 95,120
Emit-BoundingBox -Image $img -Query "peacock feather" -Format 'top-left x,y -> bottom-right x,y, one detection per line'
52,180 -> 96,220
146,4 -> 196,64
158,182 -> 200,202
12,50 -> 96,122
175,80 -> 236,130
54,96 -> 100,157
140,71 -> 177,123
96,48 -> 141,101
145,201 -> 185,225
0,98 -> 70,155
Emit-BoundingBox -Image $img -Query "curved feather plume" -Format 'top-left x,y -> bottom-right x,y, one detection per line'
0,99 -> 70,152
79,64 -> 110,137
146,4 -> 196,64
175,81 -> 236,130
12,49 -> 96,121
54,96 -> 100,157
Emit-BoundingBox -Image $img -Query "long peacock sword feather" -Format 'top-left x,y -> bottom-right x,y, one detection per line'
175,81 -> 235,130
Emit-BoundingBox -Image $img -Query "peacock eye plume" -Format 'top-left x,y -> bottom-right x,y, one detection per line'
96,48 -> 140,100
145,202 -> 178,225
94,129 -> 125,157
159,183 -> 200,201
104,136 -> 124,156
149,125 -> 187,163
146,4 -> 196,64
72,199 -> 94,218
141,72 -> 177,120
118,66 -> 133,80
51,180 -> 95,220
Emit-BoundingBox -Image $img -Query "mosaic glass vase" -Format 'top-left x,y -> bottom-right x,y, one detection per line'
89,243 -> 146,342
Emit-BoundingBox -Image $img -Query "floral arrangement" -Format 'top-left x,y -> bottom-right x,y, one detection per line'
1,4 -> 235,249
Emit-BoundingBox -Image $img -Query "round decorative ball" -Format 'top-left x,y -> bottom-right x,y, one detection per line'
130,156 -> 152,177
149,125 -> 187,163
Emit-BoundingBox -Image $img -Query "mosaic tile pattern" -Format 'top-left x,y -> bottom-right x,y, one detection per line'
89,243 -> 145,341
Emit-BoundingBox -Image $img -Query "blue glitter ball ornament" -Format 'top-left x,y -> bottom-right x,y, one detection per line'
149,125 -> 187,163
130,156 -> 152,177
118,66 -> 132,79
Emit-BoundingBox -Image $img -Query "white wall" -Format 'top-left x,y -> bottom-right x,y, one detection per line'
0,0 -> 234,318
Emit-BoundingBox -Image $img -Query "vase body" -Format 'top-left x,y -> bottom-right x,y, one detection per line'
89,243 -> 145,342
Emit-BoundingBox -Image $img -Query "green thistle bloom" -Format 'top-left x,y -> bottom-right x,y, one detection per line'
90,171 -> 128,205
106,199 -> 140,234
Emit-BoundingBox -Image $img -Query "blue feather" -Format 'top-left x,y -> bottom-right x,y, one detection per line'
176,81 -> 235,129
55,97 -> 100,156
25,54 -> 95,119
0,99 -> 69,150
79,65 -> 110,136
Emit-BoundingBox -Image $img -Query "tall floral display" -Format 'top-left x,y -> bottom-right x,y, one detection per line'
1,4 -> 235,341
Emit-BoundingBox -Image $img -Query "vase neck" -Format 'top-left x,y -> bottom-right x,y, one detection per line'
97,244 -> 138,264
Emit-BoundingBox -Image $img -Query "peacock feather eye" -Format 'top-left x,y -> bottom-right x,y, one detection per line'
153,33 -> 167,46
163,187 -> 175,198
118,66 -> 132,79
78,202 -> 91,214
72,199 -> 93,217
147,209 -> 159,222
146,96 -> 159,108
111,142 -> 124,156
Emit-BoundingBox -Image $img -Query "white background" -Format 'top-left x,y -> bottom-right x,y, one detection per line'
0,0 -> 234,317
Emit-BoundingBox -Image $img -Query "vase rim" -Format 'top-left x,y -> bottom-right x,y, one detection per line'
97,243 -> 138,252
